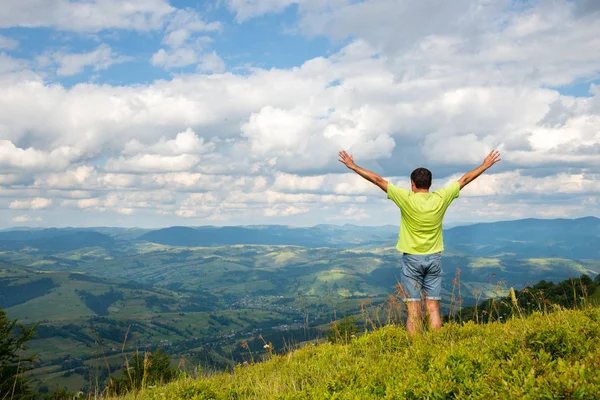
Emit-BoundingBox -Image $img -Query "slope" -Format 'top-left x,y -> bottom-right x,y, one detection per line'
112,307 -> 600,399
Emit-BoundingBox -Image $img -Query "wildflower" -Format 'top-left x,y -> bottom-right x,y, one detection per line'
263,344 -> 270,349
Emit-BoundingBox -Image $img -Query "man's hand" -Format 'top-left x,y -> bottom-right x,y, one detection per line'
458,149 -> 502,189
482,150 -> 502,169
338,151 -> 357,170
338,150 -> 388,193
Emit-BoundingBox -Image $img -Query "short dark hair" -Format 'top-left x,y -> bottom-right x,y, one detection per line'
411,168 -> 432,189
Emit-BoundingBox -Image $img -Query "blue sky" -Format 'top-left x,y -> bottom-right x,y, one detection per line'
0,0 -> 599,228
1,1 -> 338,85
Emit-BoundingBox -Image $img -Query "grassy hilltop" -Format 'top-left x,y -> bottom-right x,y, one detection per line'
108,307 -> 600,399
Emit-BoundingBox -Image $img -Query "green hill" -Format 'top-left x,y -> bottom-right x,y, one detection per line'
109,307 -> 600,399
6,244 -> 598,306
0,262 -> 305,393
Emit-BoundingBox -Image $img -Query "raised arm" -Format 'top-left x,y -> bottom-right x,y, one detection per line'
338,151 -> 388,193
458,150 -> 502,189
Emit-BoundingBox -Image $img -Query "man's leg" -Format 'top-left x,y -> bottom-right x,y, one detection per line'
425,300 -> 442,330
406,301 -> 422,335
400,254 -> 425,335
423,253 -> 443,331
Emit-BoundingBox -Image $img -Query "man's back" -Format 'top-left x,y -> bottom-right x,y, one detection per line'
387,181 -> 460,255
338,149 -> 501,334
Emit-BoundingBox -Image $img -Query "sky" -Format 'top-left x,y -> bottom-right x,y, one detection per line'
0,0 -> 599,229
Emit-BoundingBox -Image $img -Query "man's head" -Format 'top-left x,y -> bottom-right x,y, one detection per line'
410,168 -> 432,191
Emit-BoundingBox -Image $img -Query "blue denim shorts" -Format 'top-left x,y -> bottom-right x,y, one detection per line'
400,252 -> 443,302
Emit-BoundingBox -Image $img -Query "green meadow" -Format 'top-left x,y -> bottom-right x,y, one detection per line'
108,308 -> 600,400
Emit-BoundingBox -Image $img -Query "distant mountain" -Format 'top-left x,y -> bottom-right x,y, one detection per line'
444,217 -> 600,259
138,225 -> 398,248
0,231 -> 116,253
0,228 -> 79,241
0,217 -> 598,259
0,227 -> 150,241
137,218 -> 600,259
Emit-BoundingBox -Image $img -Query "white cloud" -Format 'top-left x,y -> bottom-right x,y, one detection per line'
197,51 -> 226,73
264,205 -> 310,217
11,214 -> 43,223
225,0 -> 301,22
273,173 -> 326,192
0,140 -> 81,172
328,205 -> 369,221
162,9 -> 221,47
151,47 -> 200,69
447,171 -> 600,198
12,215 -> 32,223
61,190 -> 175,212
241,106 -> 314,157
0,0 -> 174,32
50,44 -> 131,76
0,53 -> 29,74
1,0 -> 600,226
122,129 -> 215,156
105,154 -> 200,173
0,35 -> 18,50
9,197 -> 52,210
105,129 -> 217,173
151,9 -> 223,71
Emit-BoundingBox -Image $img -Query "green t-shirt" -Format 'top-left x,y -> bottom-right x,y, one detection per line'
387,181 -> 460,255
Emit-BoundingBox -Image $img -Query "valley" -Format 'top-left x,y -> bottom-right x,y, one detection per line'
1,217 -> 599,392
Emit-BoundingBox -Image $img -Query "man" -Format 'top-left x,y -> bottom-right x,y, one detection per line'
338,150 -> 501,334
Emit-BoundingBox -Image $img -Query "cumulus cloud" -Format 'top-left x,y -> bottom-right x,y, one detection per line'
0,140 -> 81,172
48,44 -> 131,76
337,206 -> 370,221
10,213 -> 43,224
161,9 -> 221,47
0,0 -> 174,32
123,128 -> 215,155
151,47 -> 200,69
151,9 -> 223,71
61,190 -> 175,212
1,0 -> 600,226
0,35 -> 18,50
264,205 -> 310,217
105,154 -> 201,173
197,51 -> 226,73
0,53 -> 29,74
12,215 -> 33,223
9,198 -> 52,210
225,0 -> 301,22
105,129 -> 217,173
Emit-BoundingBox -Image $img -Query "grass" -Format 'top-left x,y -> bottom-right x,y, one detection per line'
521,258 -> 589,274
467,258 -> 502,269
106,307 -> 600,399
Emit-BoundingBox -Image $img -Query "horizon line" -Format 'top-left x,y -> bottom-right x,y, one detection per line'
2,215 -> 598,231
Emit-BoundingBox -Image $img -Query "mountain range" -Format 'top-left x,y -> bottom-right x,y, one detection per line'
2,216 -> 599,258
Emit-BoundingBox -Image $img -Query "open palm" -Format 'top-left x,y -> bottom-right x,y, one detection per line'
338,151 -> 356,169
483,150 -> 501,168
